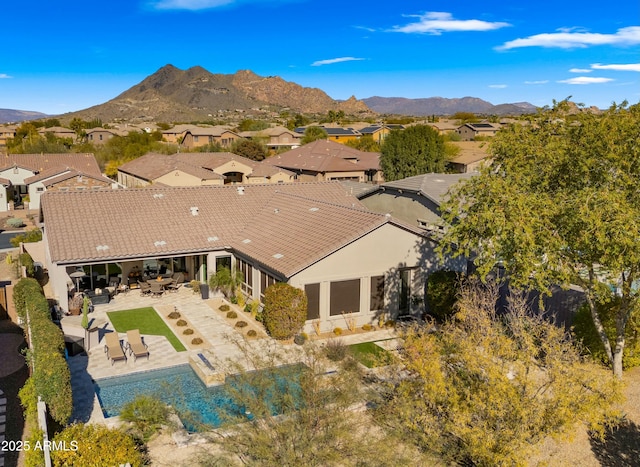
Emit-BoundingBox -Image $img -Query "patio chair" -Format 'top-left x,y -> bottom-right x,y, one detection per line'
139,280 -> 151,296
125,329 -> 149,361
104,332 -> 127,365
165,278 -> 180,293
149,281 -> 164,297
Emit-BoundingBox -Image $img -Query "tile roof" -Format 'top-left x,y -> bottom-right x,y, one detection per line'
41,182 -> 370,270
374,173 -> 476,206
0,153 -> 102,177
42,170 -> 114,187
265,140 -> 380,173
448,141 -> 490,165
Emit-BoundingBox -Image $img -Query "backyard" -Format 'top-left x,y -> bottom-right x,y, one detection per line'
107,307 -> 186,352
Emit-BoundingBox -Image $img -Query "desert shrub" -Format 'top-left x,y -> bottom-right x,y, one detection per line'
219,304 -> 230,312
362,324 -> 373,331
192,338 -> 203,345
6,217 -> 24,228
10,228 -> 42,247
168,311 -> 181,319
573,298 -> 640,369
120,394 -> 170,441
176,319 -> 187,327
227,310 -> 238,319
244,304 -> 252,313
235,285 -> 246,308
51,423 -> 144,466
426,270 -> 461,322
333,327 -> 343,336
183,328 -> 194,335
190,280 -> 201,295
325,339 -> 349,361
385,320 -> 396,328
246,329 -> 257,337
235,320 -> 248,328
263,283 -> 307,340
294,334 -> 307,345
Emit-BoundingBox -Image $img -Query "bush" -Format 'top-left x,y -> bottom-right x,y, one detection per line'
294,334 -> 307,345
168,311 -> 181,319
235,320 -> 248,328
51,423 -> 144,466
247,329 -> 257,337
6,217 -> 24,228
10,228 -> 42,248
573,298 -> 640,369
219,304 -> 230,312
426,270 -> 460,322
325,339 -> 349,361
190,280 -> 201,295
333,327 -> 343,336
227,310 -> 238,319
120,394 -> 170,441
362,324 -> 373,331
192,338 -> 203,345
183,328 -> 194,335
176,319 -> 187,327
263,283 -> 307,340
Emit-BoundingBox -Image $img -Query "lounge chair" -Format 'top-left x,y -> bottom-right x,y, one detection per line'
104,332 -> 127,365
125,329 -> 150,361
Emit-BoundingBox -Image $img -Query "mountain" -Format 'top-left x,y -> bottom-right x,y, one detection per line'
0,108 -> 49,124
62,65 -> 371,123
361,96 -> 537,116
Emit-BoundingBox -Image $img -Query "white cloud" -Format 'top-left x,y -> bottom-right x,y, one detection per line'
497,26 -> 640,50
150,0 -> 233,9
569,68 -> 591,73
390,11 -> 510,35
591,63 -> 640,72
0,74 -> 12,79
489,84 -> 507,89
558,77 -> 614,85
311,57 -> 365,66
524,80 -> 549,85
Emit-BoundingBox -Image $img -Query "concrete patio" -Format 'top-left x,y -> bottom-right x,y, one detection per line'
63,284 -> 398,425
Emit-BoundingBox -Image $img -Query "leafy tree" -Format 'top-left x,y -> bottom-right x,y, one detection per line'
300,126 -> 328,145
286,113 -> 311,130
237,119 -> 269,132
344,135 -> 380,152
10,228 -> 42,247
439,101 -> 640,378
379,280 -> 622,466
379,124 -> 447,181
262,283 -> 307,340
230,139 -> 268,161
120,395 -> 171,441
452,111 -> 479,123
208,266 -> 243,300
425,270 -> 460,322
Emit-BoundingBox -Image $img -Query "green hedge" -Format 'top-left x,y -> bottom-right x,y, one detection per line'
426,270 -> 460,323
14,278 -> 72,425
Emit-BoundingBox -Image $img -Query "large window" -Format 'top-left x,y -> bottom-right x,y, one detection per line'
330,279 -> 360,316
399,269 -> 411,314
370,275 -> 385,311
237,258 -> 253,294
305,283 -> 320,320
260,271 -> 278,300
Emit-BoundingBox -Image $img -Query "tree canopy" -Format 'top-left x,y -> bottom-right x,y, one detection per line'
439,101 -> 640,378
379,124 -> 447,181
230,138 -> 269,161
301,126 -> 328,145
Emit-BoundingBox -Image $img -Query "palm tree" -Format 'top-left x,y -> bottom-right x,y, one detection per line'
209,267 -> 244,299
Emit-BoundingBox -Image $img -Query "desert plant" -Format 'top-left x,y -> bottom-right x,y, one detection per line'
6,217 -> 25,228
362,324 -> 373,331
209,266 -> 243,299
325,339 -> 348,361
219,304 -> 230,312
263,283 -> 307,340
120,394 -> 170,441
183,328 -> 194,335
333,327 -> 343,336
227,310 -> 238,319
247,329 -> 257,337
168,311 -> 181,319
294,334 -> 307,345
176,319 -> 187,327
190,280 -> 201,295
235,320 -> 248,328
192,337 -> 203,345
235,285 -> 246,308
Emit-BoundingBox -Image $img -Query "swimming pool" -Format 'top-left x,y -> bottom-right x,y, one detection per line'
94,363 -> 303,431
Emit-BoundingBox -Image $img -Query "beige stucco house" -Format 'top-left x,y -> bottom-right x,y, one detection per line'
181,126 -> 241,149
40,182 -> 464,331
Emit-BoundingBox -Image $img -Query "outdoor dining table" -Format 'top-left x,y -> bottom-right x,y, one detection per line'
148,278 -> 173,290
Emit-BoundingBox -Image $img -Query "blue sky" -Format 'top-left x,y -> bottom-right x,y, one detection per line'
1,0 -> 638,115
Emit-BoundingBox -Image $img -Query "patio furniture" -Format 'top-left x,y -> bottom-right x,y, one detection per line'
125,329 -> 149,361
148,281 -> 165,297
166,274 -> 183,293
104,332 -> 127,365
86,289 -> 111,305
139,281 -> 151,296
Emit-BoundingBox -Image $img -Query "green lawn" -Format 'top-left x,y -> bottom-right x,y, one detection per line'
107,307 -> 186,352
348,341 -> 393,368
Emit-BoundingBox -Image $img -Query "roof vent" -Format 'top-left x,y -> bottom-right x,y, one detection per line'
309,207 -> 319,212
190,206 -> 199,216
96,245 -> 110,251
274,208 -> 279,214
237,186 -> 245,195
242,238 -> 251,244
153,193 -> 165,199
154,240 -> 167,247
207,236 -> 219,242
273,253 -> 284,259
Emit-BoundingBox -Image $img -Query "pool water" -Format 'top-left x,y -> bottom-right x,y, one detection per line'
94,363 -> 303,431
